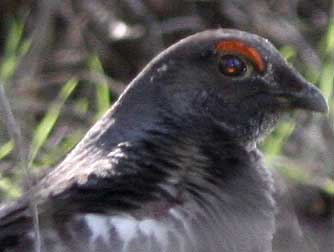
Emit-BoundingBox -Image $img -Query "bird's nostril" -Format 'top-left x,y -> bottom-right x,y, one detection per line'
274,68 -> 308,93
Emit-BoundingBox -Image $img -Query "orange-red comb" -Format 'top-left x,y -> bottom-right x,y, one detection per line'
216,40 -> 265,73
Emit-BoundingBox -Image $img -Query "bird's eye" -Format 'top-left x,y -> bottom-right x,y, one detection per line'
219,55 -> 247,77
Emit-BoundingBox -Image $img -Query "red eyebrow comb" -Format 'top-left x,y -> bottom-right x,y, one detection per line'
216,40 -> 265,73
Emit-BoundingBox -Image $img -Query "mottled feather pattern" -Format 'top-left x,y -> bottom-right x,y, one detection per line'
2,114 -> 274,252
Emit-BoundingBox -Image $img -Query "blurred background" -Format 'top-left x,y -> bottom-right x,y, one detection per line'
0,0 -> 333,251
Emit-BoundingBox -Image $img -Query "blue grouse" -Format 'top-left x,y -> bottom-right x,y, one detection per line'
0,29 -> 328,252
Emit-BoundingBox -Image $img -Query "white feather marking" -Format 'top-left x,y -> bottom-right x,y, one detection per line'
150,63 -> 169,83
110,215 -> 138,251
85,214 -> 111,247
169,208 -> 191,252
157,183 -> 178,198
157,64 -> 168,73
83,209 -> 192,252
138,219 -> 169,251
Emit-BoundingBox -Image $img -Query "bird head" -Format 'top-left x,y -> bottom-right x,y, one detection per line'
130,29 -> 328,145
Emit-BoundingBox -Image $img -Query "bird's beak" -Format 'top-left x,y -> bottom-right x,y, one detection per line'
273,69 -> 328,113
288,83 -> 328,113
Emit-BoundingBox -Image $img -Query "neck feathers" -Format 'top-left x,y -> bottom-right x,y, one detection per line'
88,119 -> 276,252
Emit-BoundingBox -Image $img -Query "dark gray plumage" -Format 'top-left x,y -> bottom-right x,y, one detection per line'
0,29 -> 328,252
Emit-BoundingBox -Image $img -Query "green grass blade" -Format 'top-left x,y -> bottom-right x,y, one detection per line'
318,62 -> 334,109
30,78 -> 78,164
262,119 -> 296,161
275,158 -> 334,196
19,39 -> 32,56
4,18 -> 25,57
36,130 -> 83,167
323,17 -> 334,55
280,45 -> 297,62
0,140 -> 14,160
0,18 -> 31,81
323,179 -> 334,195
0,175 -> 22,199
88,55 -> 110,118
0,57 -> 17,81
74,98 -> 89,115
